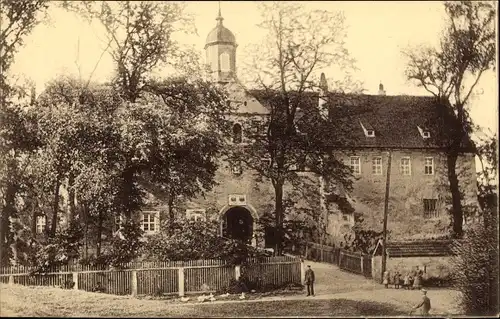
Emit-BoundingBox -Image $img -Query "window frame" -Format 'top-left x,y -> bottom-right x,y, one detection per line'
36,215 -> 46,234
349,156 -> 361,175
424,157 -> 434,175
220,52 -> 230,72
141,211 -> 159,234
186,209 -> 207,222
423,198 -> 438,218
372,156 -> 383,175
400,157 -> 411,176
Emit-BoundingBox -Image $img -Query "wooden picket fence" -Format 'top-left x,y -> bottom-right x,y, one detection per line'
305,242 -> 372,278
0,256 -> 302,296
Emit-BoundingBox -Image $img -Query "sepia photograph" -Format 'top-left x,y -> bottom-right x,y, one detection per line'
0,0 -> 498,317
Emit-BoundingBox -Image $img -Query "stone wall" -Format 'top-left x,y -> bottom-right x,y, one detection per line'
371,255 -> 454,283
141,147 -> 478,246
337,149 -> 478,241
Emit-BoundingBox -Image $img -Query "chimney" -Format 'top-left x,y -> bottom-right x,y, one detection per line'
378,82 -> 386,96
318,73 -> 328,118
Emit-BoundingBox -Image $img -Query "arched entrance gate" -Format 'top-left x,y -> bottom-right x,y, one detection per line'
219,205 -> 258,246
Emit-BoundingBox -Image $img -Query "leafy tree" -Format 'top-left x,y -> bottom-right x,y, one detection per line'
403,1 -> 496,238
476,132 -> 497,213
451,132 -> 498,315
234,1 -> 360,254
63,1 -> 229,226
0,0 -> 49,266
451,211 -> 498,315
134,78 -> 232,224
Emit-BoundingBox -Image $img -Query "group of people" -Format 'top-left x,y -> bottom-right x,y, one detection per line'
383,266 -> 424,290
304,264 -> 431,316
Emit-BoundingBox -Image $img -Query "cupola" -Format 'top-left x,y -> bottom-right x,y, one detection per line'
205,7 -> 238,83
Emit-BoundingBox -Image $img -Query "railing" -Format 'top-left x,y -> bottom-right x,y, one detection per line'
0,256 -> 302,296
304,242 -> 372,278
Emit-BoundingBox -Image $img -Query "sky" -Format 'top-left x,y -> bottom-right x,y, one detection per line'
10,1 -> 498,137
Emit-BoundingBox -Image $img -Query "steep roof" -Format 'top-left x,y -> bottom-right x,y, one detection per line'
246,90 -> 475,151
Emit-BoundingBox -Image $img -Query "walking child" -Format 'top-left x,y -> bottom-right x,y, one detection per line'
393,271 -> 401,289
403,272 -> 410,290
383,270 -> 390,288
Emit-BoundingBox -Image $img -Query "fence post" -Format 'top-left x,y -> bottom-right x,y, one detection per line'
72,272 -> 78,290
371,257 -> 377,281
360,255 -> 364,274
8,275 -> 14,285
300,260 -> 305,285
234,265 -> 241,280
339,251 -> 343,268
178,267 -> 185,297
131,270 -> 137,297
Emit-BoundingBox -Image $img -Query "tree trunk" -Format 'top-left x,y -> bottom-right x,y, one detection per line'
0,182 -> 17,266
121,166 -> 135,219
84,204 -> 89,259
274,182 -> 284,256
447,152 -> 463,238
96,212 -> 103,257
168,196 -> 174,225
50,177 -> 61,237
68,172 -> 76,224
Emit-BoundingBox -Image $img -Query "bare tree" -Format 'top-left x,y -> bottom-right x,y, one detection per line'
234,2 -> 361,254
403,1 -> 496,238
62,1 -> 198,102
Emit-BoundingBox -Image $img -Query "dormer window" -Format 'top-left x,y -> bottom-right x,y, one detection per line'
359,121 -> 375,138
417,125 -> 430,139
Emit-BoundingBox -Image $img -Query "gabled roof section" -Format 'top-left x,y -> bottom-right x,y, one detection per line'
224,81 -> 269,115
243,90 -> 475,151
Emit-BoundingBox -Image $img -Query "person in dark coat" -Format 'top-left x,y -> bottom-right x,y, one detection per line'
411,289 -> 431,316
305,265 -> 315,296
393,271 -> 401,289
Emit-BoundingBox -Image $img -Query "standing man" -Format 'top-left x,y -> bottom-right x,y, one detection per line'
305,265 -> 315,296
411,289 -> 431,316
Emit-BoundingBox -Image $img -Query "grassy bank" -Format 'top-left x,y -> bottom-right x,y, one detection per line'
0,284 -> 409,317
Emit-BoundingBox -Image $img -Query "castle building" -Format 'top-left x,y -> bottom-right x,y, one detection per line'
30,9 -> 479,249
136,9 -> 480,247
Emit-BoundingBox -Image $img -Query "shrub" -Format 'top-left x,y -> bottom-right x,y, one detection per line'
144,218 -> 267,264
82,219 -> 144,268
422,275 -> 452,288
451,211 -> 498,316
29,223 -> 84,274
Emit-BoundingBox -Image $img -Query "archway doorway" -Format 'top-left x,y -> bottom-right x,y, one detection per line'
222,206 -> 254,243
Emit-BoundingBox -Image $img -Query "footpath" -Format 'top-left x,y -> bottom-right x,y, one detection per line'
166,260 -> 460,315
